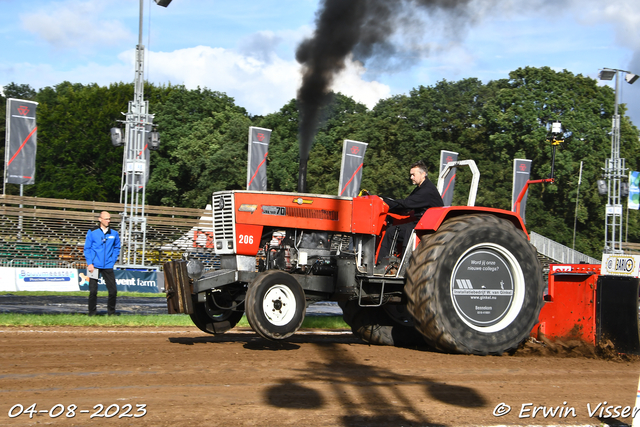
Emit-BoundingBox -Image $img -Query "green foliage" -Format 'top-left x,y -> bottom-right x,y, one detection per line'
147,86 -> 250,207
31,82 -> 131,201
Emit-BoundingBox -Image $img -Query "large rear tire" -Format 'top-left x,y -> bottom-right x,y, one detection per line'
339,300 -> 425,347
190,290 -> 244,335
405,214 -> 544,355
246,271 -> 306,340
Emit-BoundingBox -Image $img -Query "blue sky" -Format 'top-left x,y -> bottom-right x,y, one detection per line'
2,0 -> 640,126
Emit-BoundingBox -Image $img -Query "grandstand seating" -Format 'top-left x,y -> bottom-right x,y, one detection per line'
0,195 -> 219,270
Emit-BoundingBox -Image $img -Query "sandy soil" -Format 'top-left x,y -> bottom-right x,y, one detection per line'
1,326 -> 639,427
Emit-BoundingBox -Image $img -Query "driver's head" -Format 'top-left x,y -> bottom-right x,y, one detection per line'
409,161 -> 428,186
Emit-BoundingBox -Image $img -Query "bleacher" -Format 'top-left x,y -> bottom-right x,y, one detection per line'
0,195 -> 219,270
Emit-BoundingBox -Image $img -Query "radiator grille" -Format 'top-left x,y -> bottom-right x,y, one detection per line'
286,207 -> 338,221
213,192 -> 234,242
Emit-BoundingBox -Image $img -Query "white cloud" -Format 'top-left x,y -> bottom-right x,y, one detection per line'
331,57 -> 392,109
0,60 -> 131,90
140,46 -> 303,115
570,0 -> 640,49
20,0 -> 133,52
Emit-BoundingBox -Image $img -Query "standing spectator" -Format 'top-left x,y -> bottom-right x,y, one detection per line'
84,211 -> 121,316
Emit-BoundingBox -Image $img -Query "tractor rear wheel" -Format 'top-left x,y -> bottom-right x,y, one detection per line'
405,214 -> 544,355
339,300 -> 425,347
246,271 -> 306,340
190,290 -> 244,335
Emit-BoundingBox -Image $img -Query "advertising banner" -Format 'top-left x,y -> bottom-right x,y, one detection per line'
78,269 -> 160,293
247,127 -> 271,191
629,171 -> 640,210
0,267 -> 17,291
601,254 -> 640,278
5,98 -> 38,185
512,159 -> 532,222
439,150 -> 458,207
16,268 -> 80,291
338,140 -> 368,197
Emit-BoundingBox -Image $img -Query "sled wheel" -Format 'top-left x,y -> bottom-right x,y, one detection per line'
339,300 -> 425,347
405,214 -> 544,355
246,271 -> 305,340
190,290 -> 244,335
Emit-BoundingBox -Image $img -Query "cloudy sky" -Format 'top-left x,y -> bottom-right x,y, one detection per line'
2,0 -> 640,125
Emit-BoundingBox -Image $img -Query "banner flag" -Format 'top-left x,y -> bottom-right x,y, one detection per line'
5,98 -> 38,185
338,140 -> 368,197
247,127 -> 271,191
630,171 -> 640,210
512,159 -> 532,222
439,150 -> 458,207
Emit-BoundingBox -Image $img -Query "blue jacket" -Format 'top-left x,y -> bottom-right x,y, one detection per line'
84,227 -> 121,269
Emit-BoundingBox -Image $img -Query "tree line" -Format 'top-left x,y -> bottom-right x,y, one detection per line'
1,66 -> 639,258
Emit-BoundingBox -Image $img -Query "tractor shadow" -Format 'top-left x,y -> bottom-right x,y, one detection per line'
168,331 -> 488,425
262,340 -> 487,426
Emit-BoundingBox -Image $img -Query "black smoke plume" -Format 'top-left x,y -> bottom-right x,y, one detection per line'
295,0 -> 474,192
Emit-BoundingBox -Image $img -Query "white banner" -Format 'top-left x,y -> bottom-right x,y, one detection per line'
0,267 -> 17,291
15,268 -> 80,291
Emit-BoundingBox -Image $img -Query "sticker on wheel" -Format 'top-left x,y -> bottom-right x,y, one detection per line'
451,249 -> 514,327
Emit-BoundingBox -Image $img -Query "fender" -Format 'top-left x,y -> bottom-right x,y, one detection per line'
415,206 -> 528,237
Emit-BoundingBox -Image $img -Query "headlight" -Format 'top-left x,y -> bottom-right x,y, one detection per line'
186,259 -> 204,280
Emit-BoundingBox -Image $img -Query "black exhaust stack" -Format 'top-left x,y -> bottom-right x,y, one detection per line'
298,157 -> 308,193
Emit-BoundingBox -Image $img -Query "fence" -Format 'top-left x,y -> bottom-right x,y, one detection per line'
0,195 -> 219,270
529,231 -> 601,265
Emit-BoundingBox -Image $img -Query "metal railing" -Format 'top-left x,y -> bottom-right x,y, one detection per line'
530,231 -> 601,265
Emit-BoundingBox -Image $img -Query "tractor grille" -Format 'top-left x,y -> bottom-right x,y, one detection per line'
213,192 -> 235,253
287,207 -> 338,221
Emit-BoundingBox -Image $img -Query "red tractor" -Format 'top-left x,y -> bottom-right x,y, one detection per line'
165,162 -> 544,355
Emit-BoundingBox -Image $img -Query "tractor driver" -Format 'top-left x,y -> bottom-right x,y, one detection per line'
377,160 -> 444,266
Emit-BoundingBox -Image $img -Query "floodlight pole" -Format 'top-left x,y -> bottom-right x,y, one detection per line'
118,0 -> 154,268
601,68 -> 628,254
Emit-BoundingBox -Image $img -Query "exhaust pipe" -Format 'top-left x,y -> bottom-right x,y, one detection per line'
298,157 -> 308,193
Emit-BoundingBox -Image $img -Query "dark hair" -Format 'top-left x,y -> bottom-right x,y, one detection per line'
410,160 -> 428,176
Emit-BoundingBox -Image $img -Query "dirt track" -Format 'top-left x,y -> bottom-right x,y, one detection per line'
1,326 -> 639,427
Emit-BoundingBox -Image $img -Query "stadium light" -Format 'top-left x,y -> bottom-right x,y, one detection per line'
110,128 -> 123,147
598,69 -> 616,80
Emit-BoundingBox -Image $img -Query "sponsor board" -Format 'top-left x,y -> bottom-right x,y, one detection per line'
16,268 -> 80,291
78,270 -> 160,293
601,254 -> 640,278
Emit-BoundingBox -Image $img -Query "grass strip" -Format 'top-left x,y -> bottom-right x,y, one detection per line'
0,313 -> 348,329
0,291 -> 165,298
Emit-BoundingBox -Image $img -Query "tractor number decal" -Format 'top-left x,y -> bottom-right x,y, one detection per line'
262,205 -> 286,216
238,234 -> 254,244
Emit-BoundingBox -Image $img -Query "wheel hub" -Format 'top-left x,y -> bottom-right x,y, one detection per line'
262,284 -> 297,326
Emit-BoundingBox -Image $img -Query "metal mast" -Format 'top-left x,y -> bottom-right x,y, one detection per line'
602,69 -> 625,254
119,0 -> 153,267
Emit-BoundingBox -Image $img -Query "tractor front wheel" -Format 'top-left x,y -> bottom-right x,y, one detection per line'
246,271 -> 306,340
